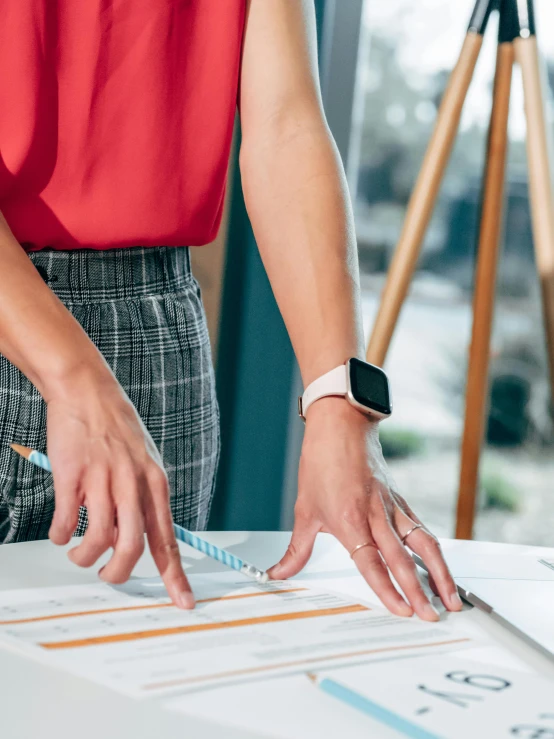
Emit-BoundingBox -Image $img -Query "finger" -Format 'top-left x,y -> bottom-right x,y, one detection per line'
350,537 -> 414,617
392,495 -> 441,598
403,527 -> 462,612
99,462 -> 145,585
99,500 -> 145,585
392,498 -> 462,612
49,460 -> 83,545
267,514 -> 319,580
143,467 -> 194,610
427,571 -> 440,598
392,493 -> 421,523
392,493 -> 428,534
68,465 -> 115,568
371,511 -> 440,622
332,511 -> 413,617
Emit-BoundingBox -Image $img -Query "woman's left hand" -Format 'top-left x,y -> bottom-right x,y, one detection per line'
268,397 -> 463,621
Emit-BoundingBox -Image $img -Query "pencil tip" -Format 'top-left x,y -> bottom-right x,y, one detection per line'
306,672 -> 318,684
10,443 -> 31,459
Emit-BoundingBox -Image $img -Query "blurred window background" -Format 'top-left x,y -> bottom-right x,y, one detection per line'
350,0 -> 554,543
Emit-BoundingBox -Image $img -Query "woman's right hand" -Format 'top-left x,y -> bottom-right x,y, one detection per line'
0,215 -> 192,607
46,367 -> 195,609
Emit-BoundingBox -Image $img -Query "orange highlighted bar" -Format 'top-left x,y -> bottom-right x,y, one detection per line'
40,603 -> 368,650
0,587 -> 307,626
143,637 -> 472,691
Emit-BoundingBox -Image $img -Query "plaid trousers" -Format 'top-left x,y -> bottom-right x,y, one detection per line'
0,246 -> 220,543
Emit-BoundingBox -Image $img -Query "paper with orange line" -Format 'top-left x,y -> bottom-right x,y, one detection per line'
0,573 -> 473,697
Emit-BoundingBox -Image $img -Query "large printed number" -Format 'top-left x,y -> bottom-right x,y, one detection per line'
417,670 -> 511,710
511,716 -> 554,738
446,671 -> 511,691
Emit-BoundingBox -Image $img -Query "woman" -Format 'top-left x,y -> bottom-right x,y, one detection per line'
0,0 -> 461,618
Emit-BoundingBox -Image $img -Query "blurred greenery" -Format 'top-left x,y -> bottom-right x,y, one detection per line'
481,466 -> 520,512
380,427 -> 425,459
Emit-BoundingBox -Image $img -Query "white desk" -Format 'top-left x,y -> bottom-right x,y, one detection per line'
1,533 -> 553,739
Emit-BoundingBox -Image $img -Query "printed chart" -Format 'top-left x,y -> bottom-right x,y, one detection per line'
0,573 -> 472,697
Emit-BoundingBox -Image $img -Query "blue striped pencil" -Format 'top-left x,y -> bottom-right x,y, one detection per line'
10,444 -> 269,584
307,673 -> 443,739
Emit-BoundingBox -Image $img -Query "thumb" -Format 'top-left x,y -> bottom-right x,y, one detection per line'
268,518 -> 319,580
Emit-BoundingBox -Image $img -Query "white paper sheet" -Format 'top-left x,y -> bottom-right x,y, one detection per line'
437,549 -> 554,657
313,655 -> 554,738
0,572 -> 473,698
440,548 -> 554,582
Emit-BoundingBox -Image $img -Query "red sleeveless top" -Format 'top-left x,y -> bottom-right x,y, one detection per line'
0,1 -> 246,250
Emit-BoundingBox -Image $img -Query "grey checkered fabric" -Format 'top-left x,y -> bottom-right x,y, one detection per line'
0,246 -> 220,543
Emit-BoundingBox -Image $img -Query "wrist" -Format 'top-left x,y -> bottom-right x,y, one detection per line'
304,395 -> 378,427
300,358 -> 392,422
40,352 -> 116,405
300,351 -> 364,388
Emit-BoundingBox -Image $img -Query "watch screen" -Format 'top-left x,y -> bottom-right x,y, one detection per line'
349,358 -> 391,415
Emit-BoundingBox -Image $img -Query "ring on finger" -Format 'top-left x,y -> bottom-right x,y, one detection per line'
401,524 -> 423,545
349,541 -> 373,559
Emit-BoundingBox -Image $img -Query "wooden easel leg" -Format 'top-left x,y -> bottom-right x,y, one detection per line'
455,43 -> 514,540
514,36 -> 554,407
366,33 -> 483,366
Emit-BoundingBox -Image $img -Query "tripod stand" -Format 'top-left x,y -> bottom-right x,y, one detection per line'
365,0 -> 554,539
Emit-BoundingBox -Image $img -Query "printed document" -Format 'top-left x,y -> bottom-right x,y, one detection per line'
0,573 -> 472,697
315,655 -> 554,738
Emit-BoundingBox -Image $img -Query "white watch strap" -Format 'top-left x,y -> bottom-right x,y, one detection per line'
300,364 -> 348,419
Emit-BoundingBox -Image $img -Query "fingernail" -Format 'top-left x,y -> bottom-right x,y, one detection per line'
177,592 -> 195,610
398,601 -> 413,618
449,592 -> 463,610
423,603 -> 441,621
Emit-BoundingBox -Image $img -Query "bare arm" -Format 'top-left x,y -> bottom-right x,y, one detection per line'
238,2 -> 362,387
0,214 -> 192,608
239,0 -> 461,618
0,213 -> 105,396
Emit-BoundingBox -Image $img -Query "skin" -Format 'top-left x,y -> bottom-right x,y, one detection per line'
0,0 -> 462,619
240,0 -> 461,620
0,214 -> 194,609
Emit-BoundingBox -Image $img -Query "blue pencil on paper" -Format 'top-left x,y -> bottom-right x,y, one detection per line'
172,524 -> 268,582
10,444 -> 268,584
308,673 -> 443,739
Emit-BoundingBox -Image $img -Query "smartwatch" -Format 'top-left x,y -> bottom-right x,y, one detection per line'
298,358 -> 392,421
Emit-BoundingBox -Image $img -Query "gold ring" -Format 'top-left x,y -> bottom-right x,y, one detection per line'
349,541 -> 372,559
401,523 -> 423,544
